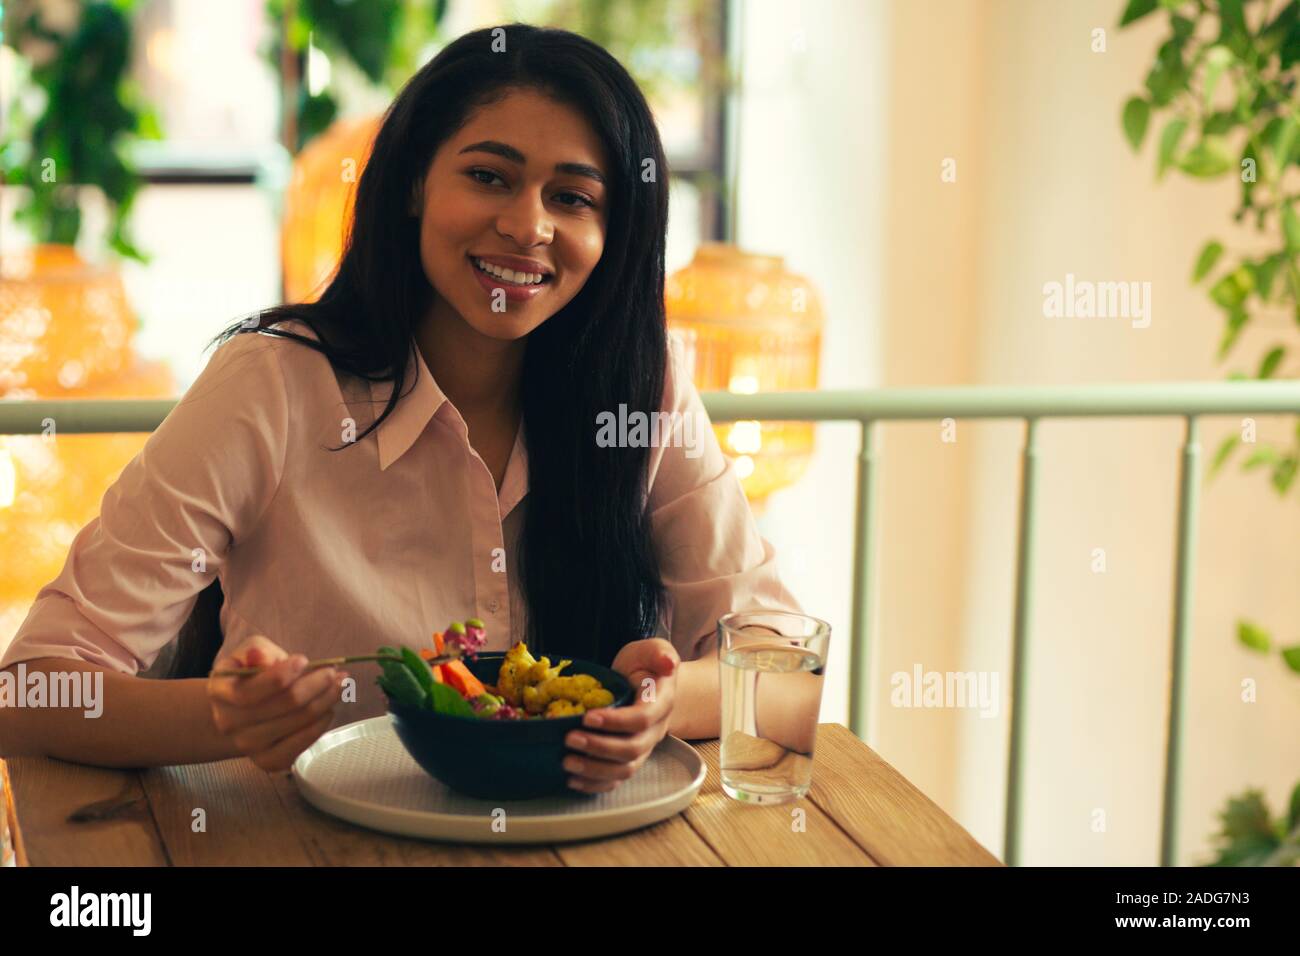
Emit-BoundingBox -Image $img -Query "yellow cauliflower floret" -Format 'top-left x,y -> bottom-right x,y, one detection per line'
581,688 -> 614,709
537,674 -> 587,703
505,641 -> 538,671
526,657 -> 571,685
498,642 -> 542,705
495,660 -> 522,706
522,683 -> 551,714
497,643 -> 610,718
570,674 -> 598,693
546,699 -> 584,717
527,657 -> 552,684
535,673 -> 614,712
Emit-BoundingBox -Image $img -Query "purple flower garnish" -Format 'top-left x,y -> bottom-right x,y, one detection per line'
443,618 -> 488,661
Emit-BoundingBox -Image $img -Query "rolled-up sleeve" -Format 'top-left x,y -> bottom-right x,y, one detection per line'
0,330 -> 289,675
648,337 -> 803,663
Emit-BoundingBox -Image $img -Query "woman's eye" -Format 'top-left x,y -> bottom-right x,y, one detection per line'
466,169 -> 595,209
556,192 -> 596,209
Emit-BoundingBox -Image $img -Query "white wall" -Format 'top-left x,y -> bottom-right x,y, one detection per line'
938,1 -> 1300,865
729,0 -> 891,762
738,0 -> 1300,866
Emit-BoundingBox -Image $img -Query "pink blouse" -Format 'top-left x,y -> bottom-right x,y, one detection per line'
0,318 -> 802,724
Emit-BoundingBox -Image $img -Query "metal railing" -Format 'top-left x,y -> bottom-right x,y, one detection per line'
3,379 -> 1299,866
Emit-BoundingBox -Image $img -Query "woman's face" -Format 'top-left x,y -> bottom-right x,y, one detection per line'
415,87 -> 611,341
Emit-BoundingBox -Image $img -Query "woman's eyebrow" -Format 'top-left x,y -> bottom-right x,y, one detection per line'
458,140 -> 606,186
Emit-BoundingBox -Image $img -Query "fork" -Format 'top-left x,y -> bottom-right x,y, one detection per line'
210,648 -> 464,679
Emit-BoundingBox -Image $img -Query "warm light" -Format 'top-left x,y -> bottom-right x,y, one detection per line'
728,374 -> 759,394
306,41 -> 331,98
0,443 -> 14,510
727,420 -> 763,455
281,116 -> 382,303
0,245 -> 174,645
665,243 -> 824,509
145,29 -> 177,77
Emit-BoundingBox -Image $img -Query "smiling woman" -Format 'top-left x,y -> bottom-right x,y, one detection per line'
0,24 -> 801,788
421,101 -> 609,323
217,25 -> 680,673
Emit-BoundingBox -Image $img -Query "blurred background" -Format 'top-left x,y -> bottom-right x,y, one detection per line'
2,0 -> 1298,866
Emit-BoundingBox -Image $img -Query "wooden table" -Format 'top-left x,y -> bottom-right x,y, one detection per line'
4,723 -> 1000,866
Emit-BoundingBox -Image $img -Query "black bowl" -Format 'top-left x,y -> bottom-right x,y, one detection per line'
386,652 -> 633,800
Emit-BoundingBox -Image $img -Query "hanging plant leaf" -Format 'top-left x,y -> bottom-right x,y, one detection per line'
1216,305 -> 1249,359
1120,0 -> 1159,27
1192,240 -> 1224,282
1206,790 -> 1280,866
1257,345 -> 1285,378
1181,136 -> 1235,177
1242,446 -> 1280,470
1272,115 -> 1300,168
1210,265 -> 1253,308
1272,455 -> 1298,493
1245,253 -> 1280,300
1236,619 -> 1272,652
1146,34 -> 1191,106
1203,110 -> 1237,136
1122,96 -> 1151,151
1202,45 -> 1235,110
1285,204 -> 1300,253
1157,117 -> 1189,177
1218,0 -> 1250,55
1208,433 -> 1241,478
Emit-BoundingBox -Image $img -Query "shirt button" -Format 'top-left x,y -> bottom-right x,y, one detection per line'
487,598 -> 500,613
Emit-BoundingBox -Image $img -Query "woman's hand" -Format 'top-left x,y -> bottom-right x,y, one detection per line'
207,635 -> 350,772
562,638 -> 680,793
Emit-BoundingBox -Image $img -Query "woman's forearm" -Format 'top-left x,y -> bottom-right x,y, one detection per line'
669,654 -> 720,741
670,623 -> 822,748
0,657 -> 240,767
669,624 -> 789,741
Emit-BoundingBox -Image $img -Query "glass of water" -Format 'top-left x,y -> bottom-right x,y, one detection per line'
718,609 -> 831,804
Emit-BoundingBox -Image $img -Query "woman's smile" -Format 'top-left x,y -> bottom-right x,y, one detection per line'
465,254 -> 551,303
414,86 -> 608,340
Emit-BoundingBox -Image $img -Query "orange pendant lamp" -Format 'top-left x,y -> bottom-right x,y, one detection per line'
280,115 -> 382,304
665,242 -> 824,509
0,244 -> 175,645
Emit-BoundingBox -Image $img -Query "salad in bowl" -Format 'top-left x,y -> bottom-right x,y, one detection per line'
376,618 -> 634,799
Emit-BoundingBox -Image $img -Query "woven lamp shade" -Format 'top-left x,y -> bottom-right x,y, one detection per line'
0,244 -> 175,647
280,115 -> 382,304
665,243 -> 824,510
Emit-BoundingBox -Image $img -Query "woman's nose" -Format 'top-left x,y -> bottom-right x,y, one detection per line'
496,191 -> 554,246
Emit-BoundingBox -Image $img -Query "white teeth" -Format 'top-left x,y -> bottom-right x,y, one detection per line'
472,257 -> 546,285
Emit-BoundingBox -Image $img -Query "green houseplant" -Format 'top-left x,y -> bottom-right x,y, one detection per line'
0,0 -> 161,261
1118,0 -> 1299,866
262,0 -> 416,153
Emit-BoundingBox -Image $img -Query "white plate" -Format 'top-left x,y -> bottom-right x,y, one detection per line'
292,716 -> 707,844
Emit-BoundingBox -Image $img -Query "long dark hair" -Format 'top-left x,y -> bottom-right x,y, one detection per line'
200,23 -> 669,668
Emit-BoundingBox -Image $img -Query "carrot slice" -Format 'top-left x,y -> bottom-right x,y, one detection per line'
418,644 -> 445,682
441,659 -> 486,698
431,632 -> 447,682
